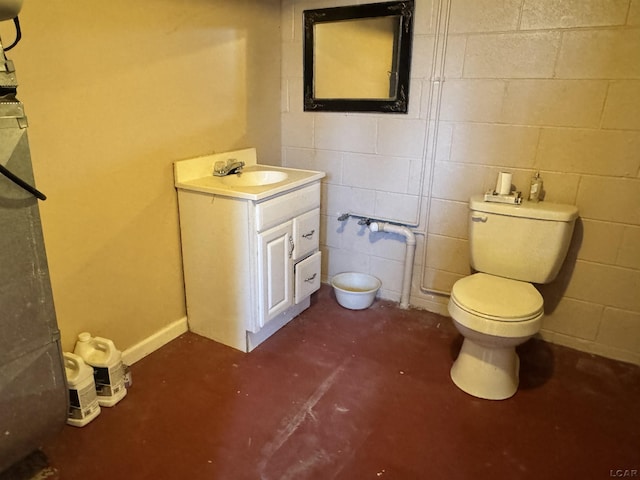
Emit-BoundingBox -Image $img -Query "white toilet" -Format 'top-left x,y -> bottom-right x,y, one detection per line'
449,195 -> 579,400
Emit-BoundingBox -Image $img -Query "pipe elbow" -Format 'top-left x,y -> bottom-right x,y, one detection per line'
398,226 -> 417,247
374,222 -> 416,246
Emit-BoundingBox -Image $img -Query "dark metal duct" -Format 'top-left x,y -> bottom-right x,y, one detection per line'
0,32 -> 67,474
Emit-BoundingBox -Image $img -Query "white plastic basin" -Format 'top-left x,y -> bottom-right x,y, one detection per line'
331,272 -> 381,310
222,171 -> 288,187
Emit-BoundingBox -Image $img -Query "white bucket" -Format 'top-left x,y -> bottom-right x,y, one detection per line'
64,352 -> 101,427
73,332 -> 127,407
331,272 -> 382,310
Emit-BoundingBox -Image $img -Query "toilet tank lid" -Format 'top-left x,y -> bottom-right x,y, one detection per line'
470,195 -> 579,222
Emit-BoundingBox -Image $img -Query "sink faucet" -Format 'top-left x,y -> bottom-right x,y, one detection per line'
213,159 -> 245,176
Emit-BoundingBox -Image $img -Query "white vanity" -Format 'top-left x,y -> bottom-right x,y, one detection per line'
174,148 -> 325,352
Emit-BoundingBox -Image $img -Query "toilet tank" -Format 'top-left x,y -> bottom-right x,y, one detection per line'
468,195 -> 579,284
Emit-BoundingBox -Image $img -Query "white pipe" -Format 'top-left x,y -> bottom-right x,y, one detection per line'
368,222 -> 416,310
418,0 -> 453,299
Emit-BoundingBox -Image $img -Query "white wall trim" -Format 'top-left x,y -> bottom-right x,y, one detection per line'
122,317 -> 189,366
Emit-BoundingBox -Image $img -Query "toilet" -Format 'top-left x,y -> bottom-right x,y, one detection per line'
449,195 -> 579,400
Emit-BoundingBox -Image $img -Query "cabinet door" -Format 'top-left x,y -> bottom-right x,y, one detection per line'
292,208 -> 320,261
258,221 -> 294,328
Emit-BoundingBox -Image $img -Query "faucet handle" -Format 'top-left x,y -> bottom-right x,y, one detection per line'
214,160 -> 225,174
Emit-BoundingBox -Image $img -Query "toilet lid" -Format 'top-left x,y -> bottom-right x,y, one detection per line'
451,273 -> 544,321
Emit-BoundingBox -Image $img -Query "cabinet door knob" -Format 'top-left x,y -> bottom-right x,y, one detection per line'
304,273 -> 317,283
289,236 -> 295,258
302,230 -> 315,239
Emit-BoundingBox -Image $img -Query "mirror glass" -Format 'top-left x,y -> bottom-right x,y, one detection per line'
314,16 -> 399,99
304,1 -> 414,113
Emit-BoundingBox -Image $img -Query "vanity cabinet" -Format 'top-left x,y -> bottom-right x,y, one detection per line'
177,181 -> 322,352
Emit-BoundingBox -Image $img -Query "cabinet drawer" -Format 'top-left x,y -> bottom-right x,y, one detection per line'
294,251 -> 321,304
255,183 -> 320,232
293,208 -> 320,261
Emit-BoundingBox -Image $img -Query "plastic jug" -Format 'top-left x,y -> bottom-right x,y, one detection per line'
63,352 -> 101,427
73,332 -> 127,407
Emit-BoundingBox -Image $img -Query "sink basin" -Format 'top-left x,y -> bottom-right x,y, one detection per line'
221,170 -> 288,187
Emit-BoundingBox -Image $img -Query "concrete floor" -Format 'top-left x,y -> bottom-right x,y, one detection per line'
11,285 -> 640,479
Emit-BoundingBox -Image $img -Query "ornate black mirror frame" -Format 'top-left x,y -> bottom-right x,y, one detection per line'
303,0 -> 414,113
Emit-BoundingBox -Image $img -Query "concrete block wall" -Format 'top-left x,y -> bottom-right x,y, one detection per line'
281,0 -> 640,365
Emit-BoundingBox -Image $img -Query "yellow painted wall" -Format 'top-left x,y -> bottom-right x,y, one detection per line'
2,0 -> 281,352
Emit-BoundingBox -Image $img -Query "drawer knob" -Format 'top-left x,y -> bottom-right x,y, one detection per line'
304,273 -> 317,283
302,229 -> 315,239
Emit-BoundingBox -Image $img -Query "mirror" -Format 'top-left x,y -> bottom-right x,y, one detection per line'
303,1 -> 414,113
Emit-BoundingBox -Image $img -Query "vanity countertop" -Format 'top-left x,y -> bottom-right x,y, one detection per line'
174,149 -> 325,201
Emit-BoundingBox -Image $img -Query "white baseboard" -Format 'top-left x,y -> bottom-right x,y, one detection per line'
122,317 -> 189,366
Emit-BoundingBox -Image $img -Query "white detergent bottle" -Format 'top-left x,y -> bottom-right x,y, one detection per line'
64,352 -> 101,427
73,332 -> 127,407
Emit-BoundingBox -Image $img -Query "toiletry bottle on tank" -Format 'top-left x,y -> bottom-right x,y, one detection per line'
73,332 -> 127,407
529,172 -> 543,202
64,352 -> 101,426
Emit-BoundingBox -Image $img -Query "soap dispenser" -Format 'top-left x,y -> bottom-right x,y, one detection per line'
529,172 -> 543,203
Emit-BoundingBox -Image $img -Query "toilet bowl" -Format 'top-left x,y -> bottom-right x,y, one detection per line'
448,273 -> 543,400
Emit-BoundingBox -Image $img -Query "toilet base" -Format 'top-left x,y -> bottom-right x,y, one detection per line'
450,337 -> 520,400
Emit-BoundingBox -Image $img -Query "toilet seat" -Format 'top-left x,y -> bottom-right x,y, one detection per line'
449,273 -> 544,337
